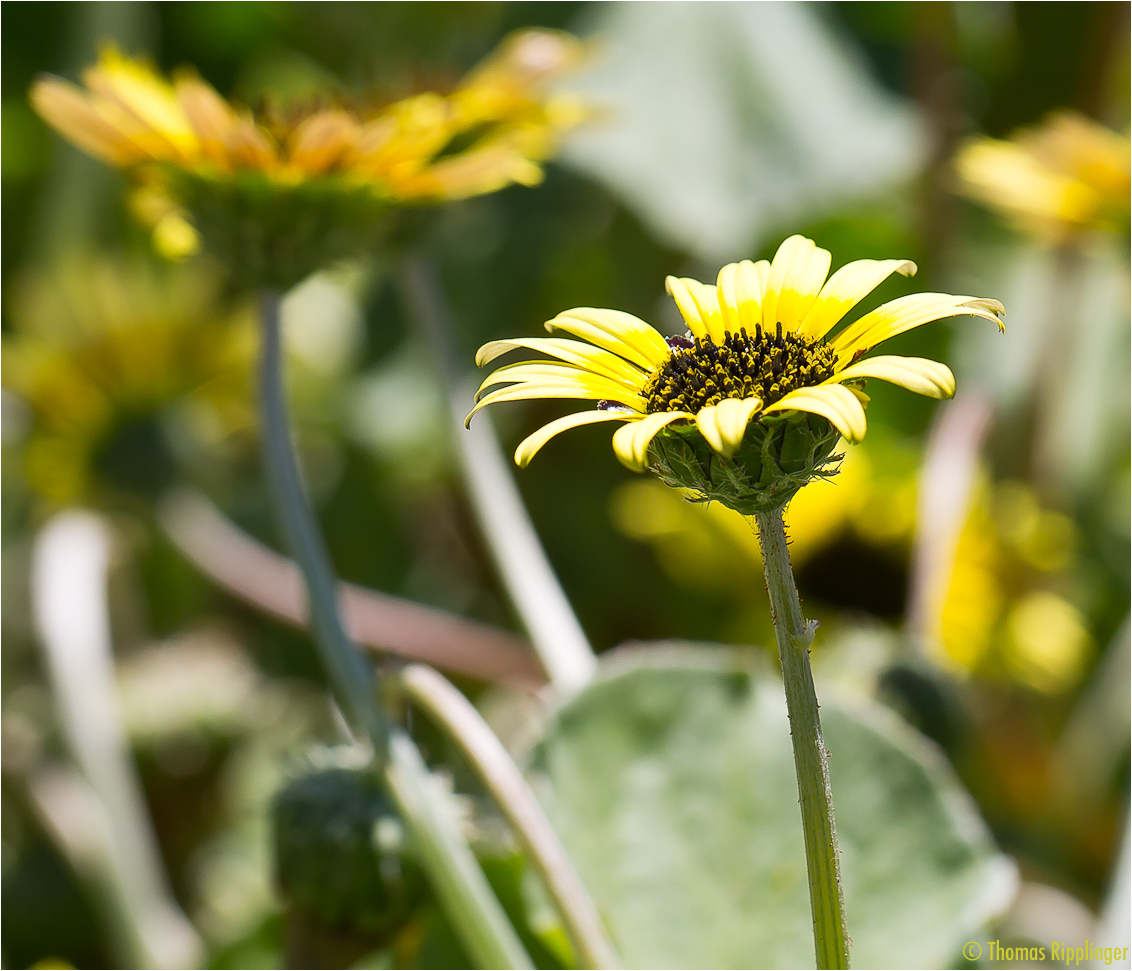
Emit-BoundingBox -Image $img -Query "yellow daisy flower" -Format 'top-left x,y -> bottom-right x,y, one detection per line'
29,31 -> 585,284
955,111 -> 1130,238
468,235 -> 1004,513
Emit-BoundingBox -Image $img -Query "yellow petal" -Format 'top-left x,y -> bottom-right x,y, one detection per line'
30,76 -> 140,165
546,308 -> 670,370
475,337 -> 649,387
514,410 -> 638,467
84,49 -> 198,160
152,212 -> 200,259
831,293 -> 1005,366
798,258 -> 917,341
612,411 -> 693,472
288,109 -> 358,174
763,384 -> 867,444
466,381 -> 646,427
716,260 -> 769,336
666,276 -> 725,343
694,397 -> 763,456
828,355 -> 955,399
762,235 -> 832,334
476,362 -> 643,398
400,136 -> 545,201
226,114 -> 278,170
174,75 -> 237,166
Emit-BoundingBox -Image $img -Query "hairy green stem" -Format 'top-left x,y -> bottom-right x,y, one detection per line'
753,506 -> 849,970
258,291 -> 532,969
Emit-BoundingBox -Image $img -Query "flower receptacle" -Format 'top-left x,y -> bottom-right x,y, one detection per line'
648,411 -> 842,515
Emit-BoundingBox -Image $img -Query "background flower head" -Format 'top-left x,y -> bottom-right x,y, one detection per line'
30,31 -> 586,287
954,111 -> 1131,239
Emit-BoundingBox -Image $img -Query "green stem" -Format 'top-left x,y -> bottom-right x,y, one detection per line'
385,729 -> 534,970
753,506 -> 849,970
398,664 -> 621,969
258,290 -> 388,763
257,291 -> 533,969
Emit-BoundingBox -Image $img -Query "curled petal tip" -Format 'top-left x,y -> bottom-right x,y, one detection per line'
897,260 -> 918,277
965,296 -> 1007,330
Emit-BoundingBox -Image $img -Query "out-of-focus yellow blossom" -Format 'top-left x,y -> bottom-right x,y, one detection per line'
2,260 -> 256,504
30,32 -> 585,285
1005,591 -> 1091,693
955,111 -> 1130,238
610,446 -> 910,594
938,493 -> 1005,671
936,478 -> 1090,692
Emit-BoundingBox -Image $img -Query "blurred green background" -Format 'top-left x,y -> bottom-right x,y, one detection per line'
2,2 -> 1128,968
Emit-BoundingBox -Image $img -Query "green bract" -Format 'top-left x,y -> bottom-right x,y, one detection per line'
648,409 -> 842,515
169,170 -> 415,292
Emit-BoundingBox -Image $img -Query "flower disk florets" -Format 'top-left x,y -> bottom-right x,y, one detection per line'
646,324 -> 837,415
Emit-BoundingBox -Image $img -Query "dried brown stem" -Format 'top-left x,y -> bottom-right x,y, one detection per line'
158,486 -> 546,689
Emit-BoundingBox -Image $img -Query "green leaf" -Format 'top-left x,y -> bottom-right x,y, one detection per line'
528,644 -> 1015,969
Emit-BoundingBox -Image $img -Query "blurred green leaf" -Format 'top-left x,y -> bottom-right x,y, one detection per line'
562,2 -> 924,261
529,644 -> 1016,969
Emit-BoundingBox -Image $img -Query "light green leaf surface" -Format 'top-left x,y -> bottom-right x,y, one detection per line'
528,645 -> 1016,970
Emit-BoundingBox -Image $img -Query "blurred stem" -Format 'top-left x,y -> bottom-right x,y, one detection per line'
398,663 -> 621,970
258,290 -> 388,763
753,506 -> 849,970
385,730 -> 535,970
1029,243 -> 1084,498
258,292 -> 532,970
398,257 -> 598,696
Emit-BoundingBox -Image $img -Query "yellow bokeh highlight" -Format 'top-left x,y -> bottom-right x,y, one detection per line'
935,477 -> 1088,693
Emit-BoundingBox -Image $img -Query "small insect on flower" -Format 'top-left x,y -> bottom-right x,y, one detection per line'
955,111 -> 1131,238
468,235 -> 1005,514
30,32 -> 587,288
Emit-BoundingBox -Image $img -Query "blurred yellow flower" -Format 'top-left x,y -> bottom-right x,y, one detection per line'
936,478 -> 1089,693
1005,591 -> 1091,693
955,111 -> 1130,238
2,259 -> 255,504
611,445 -> 877,592
611,438 -> 921,595
30,32 -> 585,283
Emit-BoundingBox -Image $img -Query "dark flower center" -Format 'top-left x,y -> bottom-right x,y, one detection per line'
645,324 -> 837,414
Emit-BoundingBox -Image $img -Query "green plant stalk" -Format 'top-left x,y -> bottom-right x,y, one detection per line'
398,663 -> 621,969
753,505 -> 850,970
398,258 -> 597,695
258,291 -> 387,761
258,292 -> 533,970
385,730 -> 534,970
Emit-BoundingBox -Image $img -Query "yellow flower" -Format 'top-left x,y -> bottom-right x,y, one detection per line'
2,259 -> 255,504
468,234 -> 1003,512
933,477 -> 1089,694
955,111 -> 1131,237
29,32 -> 585,285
